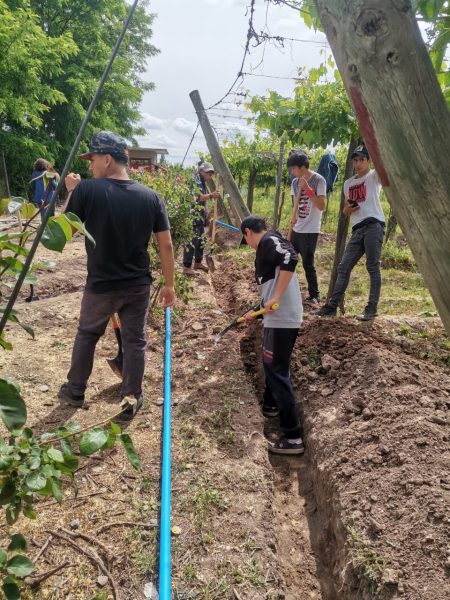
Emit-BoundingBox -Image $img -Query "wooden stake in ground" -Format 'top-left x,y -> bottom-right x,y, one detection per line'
190,89 -> 250,222
315,0 -> 450,333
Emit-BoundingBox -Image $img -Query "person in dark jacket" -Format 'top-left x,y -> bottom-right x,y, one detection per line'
30,158 -> 59,221
182,162 -> 219,275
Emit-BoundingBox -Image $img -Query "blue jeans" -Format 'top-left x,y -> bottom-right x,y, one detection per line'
329,220 -> 384,311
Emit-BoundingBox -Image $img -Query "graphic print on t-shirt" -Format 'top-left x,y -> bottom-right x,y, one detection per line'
348,181 -> 367,205
297,189 -> 311,219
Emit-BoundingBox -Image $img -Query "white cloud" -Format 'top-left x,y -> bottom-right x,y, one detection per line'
151,134 -> 178,148
140,113 -> 165,130
172,117 -> 197,135
205,0 -> 246,6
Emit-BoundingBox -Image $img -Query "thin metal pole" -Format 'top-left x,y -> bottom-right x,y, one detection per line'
159,307 -> 172,599
0,0 -> 140,335
216,219 -> 240,233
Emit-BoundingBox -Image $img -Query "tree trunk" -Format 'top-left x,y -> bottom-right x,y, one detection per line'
315,0 -> 450,333
247,167 -> 257,212
273,138 -> 286,229
326,138 -> 358,309
385,206 -> 397,244
190,90 -> 250,222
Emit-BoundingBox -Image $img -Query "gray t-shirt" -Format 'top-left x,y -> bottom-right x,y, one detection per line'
291,172 -> 326,234
255,231 -> 303,329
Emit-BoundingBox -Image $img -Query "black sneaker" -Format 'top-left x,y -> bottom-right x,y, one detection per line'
268,437 -> 305,455
58,383 -> 85,407
316,305 -> 337,317
356,311 -> 377,321
118,394 -> 144,421
306,297 -> 320,305
262,404 -> 279,418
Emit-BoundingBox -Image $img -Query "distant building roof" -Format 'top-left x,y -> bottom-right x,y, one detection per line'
129,147 -> 169,157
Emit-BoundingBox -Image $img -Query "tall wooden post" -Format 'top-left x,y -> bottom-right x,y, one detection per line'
190,90 -> 250,222
315,0 -> 450,333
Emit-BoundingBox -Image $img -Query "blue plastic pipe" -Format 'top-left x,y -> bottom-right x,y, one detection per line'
216,219 -> 241,233
159,307 -> 171,599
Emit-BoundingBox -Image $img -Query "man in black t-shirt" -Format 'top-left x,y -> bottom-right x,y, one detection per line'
58,131 -> 175,420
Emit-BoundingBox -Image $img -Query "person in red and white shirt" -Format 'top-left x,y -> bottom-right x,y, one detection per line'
317,144 -> 385,321
287,153 -> 326,305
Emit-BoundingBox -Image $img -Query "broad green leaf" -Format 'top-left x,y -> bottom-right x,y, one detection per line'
53,215 -> 74,241
110,421 -> 121,435
2,577 -> 20,600
64,212 -> 96,246
40,220 -> 67,252
63,454 -> 78,471
0,478 -> 15,505
0,198 -> 10,213
0,379 -> 26,431
60,439 -> 72,456
120,433 -> 141,471
6,555 -> 35,578
51,478 -> 62,504
25,471 -> 47,491
6,503 -> 20,526
21,203 -> 38,220
47,448 -> 64,463
0,240 -> 28,257
79,428 -> 108,455
0,453 -> 14,470
23,505 -> 36,520
7,534 -> 27,553
0,257 -> 24,274
0,309 -> 34,339
0,335 -> 13,350
0,549 -> 7,565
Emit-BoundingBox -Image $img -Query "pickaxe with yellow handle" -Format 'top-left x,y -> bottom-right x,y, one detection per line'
214,302 -> 280,343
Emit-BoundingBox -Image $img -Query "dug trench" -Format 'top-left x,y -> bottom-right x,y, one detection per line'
0,237 -> 449,599
211,257 -> 450,600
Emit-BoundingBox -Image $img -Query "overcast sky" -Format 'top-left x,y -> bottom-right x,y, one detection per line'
136,0 -> 328,164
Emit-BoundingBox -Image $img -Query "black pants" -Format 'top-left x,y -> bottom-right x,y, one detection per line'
290,232 -> 320,299
67,285 -> 150,398
328,221 -> 384,311
183,220 -> 205,267
263,327 -> 302,439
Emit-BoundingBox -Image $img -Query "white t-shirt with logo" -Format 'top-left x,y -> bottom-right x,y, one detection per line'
291,172 -> 326,234
344,170 -> 385,227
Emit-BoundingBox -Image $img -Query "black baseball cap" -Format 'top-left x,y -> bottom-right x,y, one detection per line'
351,144 -> 369,159
240,215 -> 267,235
80,131 -> 129,162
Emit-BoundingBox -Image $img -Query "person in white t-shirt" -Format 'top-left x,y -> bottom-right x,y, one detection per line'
287,153 -> 326,304
317,144 -> 385,321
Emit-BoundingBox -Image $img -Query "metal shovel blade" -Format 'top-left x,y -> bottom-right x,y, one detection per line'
107,314 -> 123,378
107,354 -> 123,378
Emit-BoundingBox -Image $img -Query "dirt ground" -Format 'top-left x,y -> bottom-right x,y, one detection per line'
1,237 -> 449,599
